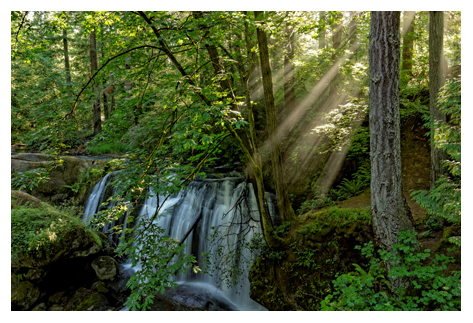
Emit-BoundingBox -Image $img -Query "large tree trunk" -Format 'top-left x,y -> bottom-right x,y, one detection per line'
89,29 -> 101,135
402,11 -> 415,81
255,11 -> 295,224
369,11 -> 418,293
284,21 -> 296,117
63,29 -> 72,88
429,11 -> 449,186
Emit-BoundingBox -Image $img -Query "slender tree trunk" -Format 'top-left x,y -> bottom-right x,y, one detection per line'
402,11 -> 415,80
90,29 -> 101,135
349,12 -> 358,61
255,11 -> 295,223
369,11 -> 418,293
319,11 -> 326,49
284,21 -> 296,116
329,12 -> 342,99
100,25 -> 109,122
429,11 -> 449,186
63,29 -> 72,88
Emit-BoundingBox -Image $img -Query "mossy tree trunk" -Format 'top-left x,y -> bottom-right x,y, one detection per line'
369,11 -> 419,292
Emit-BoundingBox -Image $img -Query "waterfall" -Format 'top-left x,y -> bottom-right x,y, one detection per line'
83,171 -> 277,311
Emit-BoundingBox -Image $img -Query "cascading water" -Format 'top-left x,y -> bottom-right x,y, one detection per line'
83,171 -> 277,311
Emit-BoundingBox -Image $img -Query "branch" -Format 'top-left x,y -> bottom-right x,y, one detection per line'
63,44 -> 161,119
14,11 -> 29,46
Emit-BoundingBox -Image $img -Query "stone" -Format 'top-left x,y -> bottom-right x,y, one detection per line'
91,256 -> 118,281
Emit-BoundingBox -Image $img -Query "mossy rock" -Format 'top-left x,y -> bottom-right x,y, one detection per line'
11,273 -> 41,310
11,190 -> 44,209
64,287 -> 110,311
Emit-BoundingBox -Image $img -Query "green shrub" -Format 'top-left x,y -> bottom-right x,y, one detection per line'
321,230 -> 461,311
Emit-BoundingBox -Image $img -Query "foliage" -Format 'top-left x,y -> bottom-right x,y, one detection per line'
11,203 -> 84,257
321,230 -> 461,311
11,167 -> 50,191
85,142 -> 130,155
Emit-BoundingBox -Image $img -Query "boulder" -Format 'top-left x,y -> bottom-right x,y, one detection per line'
11,153 -> 108,205
91,256 -> 118,281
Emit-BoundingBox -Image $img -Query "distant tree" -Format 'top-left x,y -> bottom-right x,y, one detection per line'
369,11 -> 419,292
401,11 -> 415,81
89,28 -> 101,135
429,11 -> 449,186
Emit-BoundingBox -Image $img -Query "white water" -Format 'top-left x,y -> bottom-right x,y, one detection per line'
83,173 -> 276,311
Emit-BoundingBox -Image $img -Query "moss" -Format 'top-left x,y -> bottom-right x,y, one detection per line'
11,193 -> 85,259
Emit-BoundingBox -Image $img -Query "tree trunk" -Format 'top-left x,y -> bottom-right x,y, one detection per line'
255,11 -> 295,224
100,25 -> 109,122
90,29 -> 101,135
429,11 -> 449,186
349,12 -> 358,61
319,11 -> 326,49
369,11 -> 418,293
402,11 -> 415,80
63,29 -> 72,88
284,21 -> 296,116
329,12 -> 342,99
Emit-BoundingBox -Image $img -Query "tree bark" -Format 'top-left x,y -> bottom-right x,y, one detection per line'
255,11 -> 295,223
429,11 -> 449,187
369,11 -> 418,292
90,29 -> 101,135
63,29 -> 72,88
284,21 -> 296,116
402,11 -> 415,80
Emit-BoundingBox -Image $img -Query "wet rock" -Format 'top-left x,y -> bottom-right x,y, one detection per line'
148,283 -> 238,311
91,256 -> 118,281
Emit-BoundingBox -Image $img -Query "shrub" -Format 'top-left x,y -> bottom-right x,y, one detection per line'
321,230 -> 461,311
